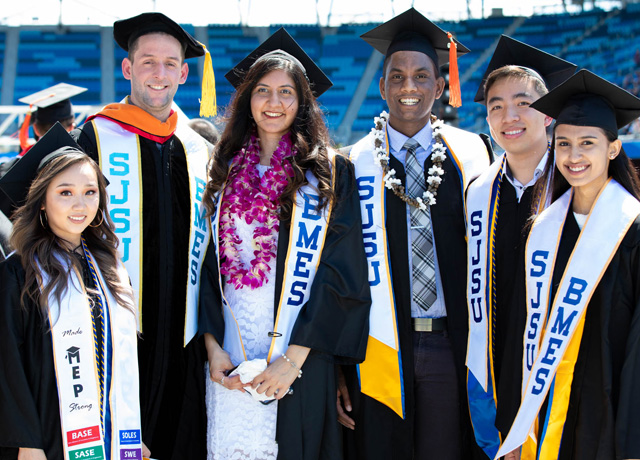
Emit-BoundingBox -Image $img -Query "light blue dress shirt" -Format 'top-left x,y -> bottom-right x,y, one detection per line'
386,121 -> 447,319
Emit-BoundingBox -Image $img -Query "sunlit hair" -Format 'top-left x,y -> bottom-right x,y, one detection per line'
483,65 -> 549,103
529,125 -> 640,221
10,150 -> 135,319
127,31 -> 186,63
203,53 -> 335,220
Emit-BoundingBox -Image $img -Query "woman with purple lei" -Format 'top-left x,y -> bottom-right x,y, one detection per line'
199,29 -> 371,460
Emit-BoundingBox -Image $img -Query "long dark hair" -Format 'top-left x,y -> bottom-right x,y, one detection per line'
530,126 -> 640,219
10,150 -> 135,318
203,53 -> 334,220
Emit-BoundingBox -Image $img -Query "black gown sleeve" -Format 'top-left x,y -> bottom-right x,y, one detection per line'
614,221 -> 640,458
198,238 -> 226,345
0,256 -> 44,451
289,155 -> 372,364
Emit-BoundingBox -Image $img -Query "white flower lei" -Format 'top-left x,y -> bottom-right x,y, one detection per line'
372,111 -> 447,209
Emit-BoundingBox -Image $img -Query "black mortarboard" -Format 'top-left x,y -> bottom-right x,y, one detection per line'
18,83 -> 87,124
530,69 -> 640,135
360,8 -> 470,68
0,123 -> 84,216
113,12 -> 204,59
225,27 -> 333,97
113,12 -> 217,117
474,35 -> 577,103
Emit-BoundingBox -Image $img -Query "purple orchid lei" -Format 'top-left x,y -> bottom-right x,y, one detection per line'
219,132 -> 296,289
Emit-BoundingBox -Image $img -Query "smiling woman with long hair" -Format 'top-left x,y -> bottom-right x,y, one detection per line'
497,70 -> 640,460
198,29 -> 370,460
0,128 -> 146,460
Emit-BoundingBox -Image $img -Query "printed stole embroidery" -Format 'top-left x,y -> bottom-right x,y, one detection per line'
496,179 -> 640,459
211,155 -> 335,364
350,134 -> 403,419
46,253 -> 141,460
465,155 -> 506,459
94,117 -> 210,345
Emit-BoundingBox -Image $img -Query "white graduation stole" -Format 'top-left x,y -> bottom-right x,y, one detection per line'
211,158 -> 334,365
94,116 -> 210,345
46,253 -> 142,460
349,131 -> 404,419
496,179 -> 640,459
465,155 -> 506,458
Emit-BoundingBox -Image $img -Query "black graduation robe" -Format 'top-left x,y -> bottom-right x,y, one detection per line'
535,213 -> 640,460
0,255 -> 63,460
199,154 -> 371,460
493,181 -> 535,439
0,253 -> 107,460
72,124 -> 208,459
343,137 -> 488,460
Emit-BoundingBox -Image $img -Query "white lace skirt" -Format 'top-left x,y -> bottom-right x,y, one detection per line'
205,362 -> 278,460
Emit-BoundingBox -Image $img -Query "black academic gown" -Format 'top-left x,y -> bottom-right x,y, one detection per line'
199,155 -> 371,460
72,124 -> 207,459
493,181 -> 535,438
0,255 -> 63,460
534,213 -> 640,460
343,140 -> 485,460
0,253 -> 108,460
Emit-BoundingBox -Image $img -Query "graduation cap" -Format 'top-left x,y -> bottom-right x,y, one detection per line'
530,69 -> 640,135
113,12 -> 217,117
0,123 -> 84,217
360,8 -> 469,107
66,346 -> 81,364
474,35 -> 577,103
18,83 -> 87,125
225,27 -> 333,97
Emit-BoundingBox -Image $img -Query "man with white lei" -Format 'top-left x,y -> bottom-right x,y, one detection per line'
496,70 -> 640,460
72,13 -> 215,459
464,37 -> 576,459
339,8 -> 490,460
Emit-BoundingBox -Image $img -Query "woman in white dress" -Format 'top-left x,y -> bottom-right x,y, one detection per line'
198,29 -> 371,460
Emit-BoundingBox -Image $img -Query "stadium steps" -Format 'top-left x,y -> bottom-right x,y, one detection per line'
335,50 -> 383,145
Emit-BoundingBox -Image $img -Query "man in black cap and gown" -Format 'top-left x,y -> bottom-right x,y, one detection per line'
465,36 -> 576,459
340,8 -> 490,459
71,12 -> 216,459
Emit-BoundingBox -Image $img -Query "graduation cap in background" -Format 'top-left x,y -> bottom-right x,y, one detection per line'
225,27 -> 333,97
360,8 -> 469,107
474,35 -> 578,103
530,69 -> 640,135
113,12 -> 217,117
18,83 -> 87,151
19,83 -> 87,125
0,123 -> 84,217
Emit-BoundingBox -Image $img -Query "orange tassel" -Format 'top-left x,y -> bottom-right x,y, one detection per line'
447,32 -> 462,108
19,107 -> 33,152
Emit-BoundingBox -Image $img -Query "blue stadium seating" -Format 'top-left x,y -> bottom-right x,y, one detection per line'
2,6 -> 640,146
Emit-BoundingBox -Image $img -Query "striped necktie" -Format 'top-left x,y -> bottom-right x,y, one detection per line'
404,138 -> 437,311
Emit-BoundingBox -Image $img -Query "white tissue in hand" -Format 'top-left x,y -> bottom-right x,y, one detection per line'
229,359 -> 273,402
230,358 -> 267,383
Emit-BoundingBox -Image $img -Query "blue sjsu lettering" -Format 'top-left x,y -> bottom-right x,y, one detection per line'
468,211 -> 483,323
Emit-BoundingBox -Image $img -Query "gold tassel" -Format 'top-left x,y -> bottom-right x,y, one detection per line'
199,42 -> 217,118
